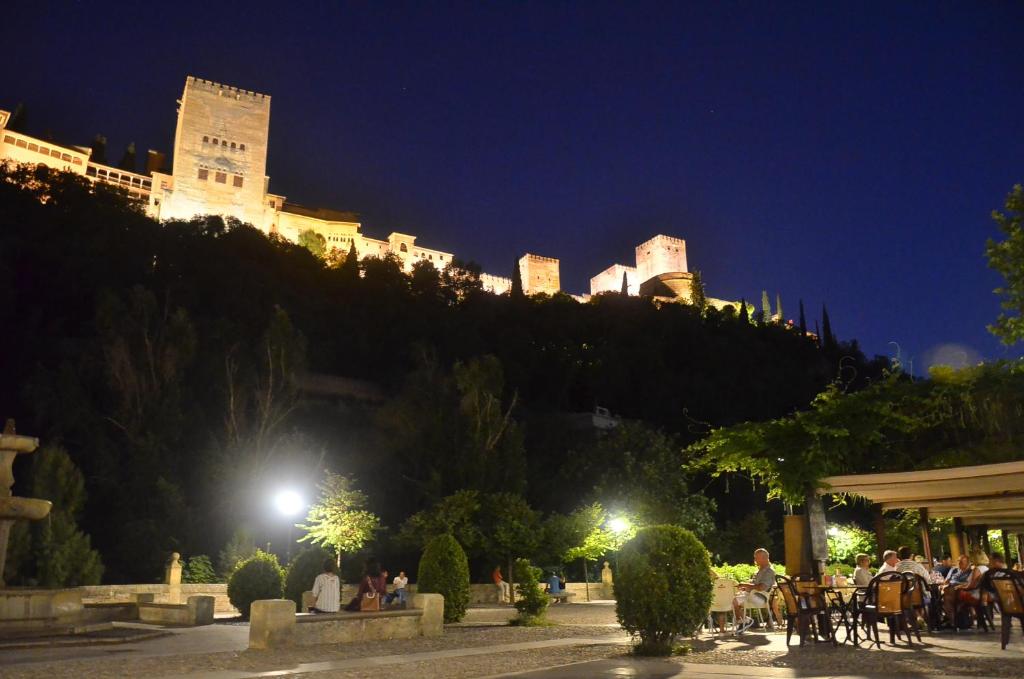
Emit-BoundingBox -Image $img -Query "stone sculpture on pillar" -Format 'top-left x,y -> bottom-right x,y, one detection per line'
0,419 -> 52,586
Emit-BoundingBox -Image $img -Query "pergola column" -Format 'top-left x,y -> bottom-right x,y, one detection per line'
953,517 -> 967,558
918,508 -> 932,564
1001,530 -> 1011,560
805,490 -> 828,579
872,504 -> 887,563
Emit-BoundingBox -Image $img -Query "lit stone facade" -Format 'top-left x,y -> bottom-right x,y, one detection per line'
519,253 -> 561,295
2,79 -> 746,303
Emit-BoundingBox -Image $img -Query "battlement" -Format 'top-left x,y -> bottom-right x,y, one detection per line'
521,253 -> 559,264
185,76 -> 270,102
636,234 -> 685,250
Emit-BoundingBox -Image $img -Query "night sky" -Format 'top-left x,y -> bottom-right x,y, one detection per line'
7,2 -> 1024,371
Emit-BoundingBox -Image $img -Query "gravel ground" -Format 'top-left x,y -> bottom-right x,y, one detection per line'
1,623 -> 626,679
680,634 -> 1024,677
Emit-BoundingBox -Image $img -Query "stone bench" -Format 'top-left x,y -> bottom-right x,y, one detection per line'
249,593 -> 443,649
138,595 -> 215,626
549,591 -> 576,604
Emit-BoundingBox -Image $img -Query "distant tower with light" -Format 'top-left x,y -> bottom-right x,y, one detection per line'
151,76 -> 274,230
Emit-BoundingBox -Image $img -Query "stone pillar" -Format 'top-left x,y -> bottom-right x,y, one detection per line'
411,593 -> 444,637
165,552 -> 183,603
783,514 -> 806,575
249,599 -> 296,649
187,595 -> 215,626
918,508 -> 933,565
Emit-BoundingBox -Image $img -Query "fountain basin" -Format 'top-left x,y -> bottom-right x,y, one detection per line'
0,497 -> 52,521
0,588 -> 84,632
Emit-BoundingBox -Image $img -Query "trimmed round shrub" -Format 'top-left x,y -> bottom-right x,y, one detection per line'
615,525 -> 713,655
284,546 -> 334,610
416,534 -> 470,623
182,555 -> 218,584
512,558 -> 549,625
227,549 -> 285,618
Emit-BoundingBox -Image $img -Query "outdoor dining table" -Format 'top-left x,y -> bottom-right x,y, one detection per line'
811,584 -> 868,646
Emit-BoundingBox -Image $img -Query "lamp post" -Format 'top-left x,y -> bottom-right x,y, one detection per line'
273,489 -> 304,562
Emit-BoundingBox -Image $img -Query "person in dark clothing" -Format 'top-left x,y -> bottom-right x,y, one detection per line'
345,559 -> 382,611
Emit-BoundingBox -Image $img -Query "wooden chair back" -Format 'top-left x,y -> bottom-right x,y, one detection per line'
989,569 -> 1024,615
867,571 -> 906,615
793,574 -> 823,610
774,574 -> 801,614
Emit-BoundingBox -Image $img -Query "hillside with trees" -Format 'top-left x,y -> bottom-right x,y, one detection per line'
0,166 -> 888,583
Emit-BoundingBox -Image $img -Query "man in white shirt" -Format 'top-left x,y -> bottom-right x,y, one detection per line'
311,558 -> 341,613
877,550 -> 899,573
389,570 -> 409,607
894,546 -> 931,581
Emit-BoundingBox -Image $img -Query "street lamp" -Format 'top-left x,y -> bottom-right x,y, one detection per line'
273,489 -> 304,562
608,517 -> 629,535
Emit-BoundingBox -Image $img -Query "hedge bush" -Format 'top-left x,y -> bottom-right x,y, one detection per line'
512,558 -> 549,625
615,525 -> 713,655
182,555 -> 218,584
417,534 -> 470,623
227,549 -> 285,618
285,546 -> 334,610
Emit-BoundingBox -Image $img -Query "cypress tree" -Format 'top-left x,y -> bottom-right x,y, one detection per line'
340,240 -> 360,283
90,134 -> 107,165
620,270 -> 629,296
118,142 -> 137,172
761,290 -> 771,324
775,293 -> 783,323
822,304 -> 837,350
798,299 -> 808,337
690,270 -> 707,311
511,258 -> 524,299
738,298 -> 748,323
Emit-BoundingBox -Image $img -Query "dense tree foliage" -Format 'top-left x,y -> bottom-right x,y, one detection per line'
1,167 -> 887,582
987,184 -> 1024,345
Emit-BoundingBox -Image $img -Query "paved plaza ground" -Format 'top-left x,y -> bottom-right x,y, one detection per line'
2,602 -> 1023,678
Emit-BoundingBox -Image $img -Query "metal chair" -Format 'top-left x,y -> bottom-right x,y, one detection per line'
985,568 -> 1024,650
775,574 -> 822,646
860,571 -> 915,648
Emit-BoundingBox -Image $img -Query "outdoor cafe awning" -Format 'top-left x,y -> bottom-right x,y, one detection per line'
820,460 -> 1024,531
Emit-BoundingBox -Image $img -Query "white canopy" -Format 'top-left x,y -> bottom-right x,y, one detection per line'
820,460 -> 1024,530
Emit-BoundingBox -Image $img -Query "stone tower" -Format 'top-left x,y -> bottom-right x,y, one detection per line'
635,235 -> 687,283
159,76 -> 272,228
519,253 -> 560,295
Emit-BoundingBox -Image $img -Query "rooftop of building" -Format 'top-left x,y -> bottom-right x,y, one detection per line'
280,202 -> 360,223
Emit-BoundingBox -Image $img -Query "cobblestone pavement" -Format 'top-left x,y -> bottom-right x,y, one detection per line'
4,603 -> 1024,678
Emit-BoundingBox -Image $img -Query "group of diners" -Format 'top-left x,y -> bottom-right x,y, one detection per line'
722,544 -> 1023,639
309,558 -> 410,614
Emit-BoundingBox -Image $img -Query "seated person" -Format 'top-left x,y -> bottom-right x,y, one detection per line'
853,553 -> 873,587
386,570 -> 409,607
310,558 -> 341,613
894,546 -> 932,602
945,554 -> 972,584
547,572 -> 564,596
935,555 -> 953,578
942,552 -> 989,628
877,549 -> 899,573
732,548 -> 775,633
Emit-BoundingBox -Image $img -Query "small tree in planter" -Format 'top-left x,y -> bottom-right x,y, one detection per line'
511,558 -> 550,625
227,549 -> 285,618
417,534 -> 471,623
615,525 -> 713,655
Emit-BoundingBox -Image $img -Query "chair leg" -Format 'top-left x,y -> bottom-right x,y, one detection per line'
1002,614 -> 1010,650
786,617 -> 794,646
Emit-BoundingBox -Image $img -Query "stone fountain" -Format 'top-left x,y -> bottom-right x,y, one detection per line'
0,419 -> 84,633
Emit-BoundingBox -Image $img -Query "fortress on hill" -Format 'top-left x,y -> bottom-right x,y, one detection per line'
0,76 -> 738,304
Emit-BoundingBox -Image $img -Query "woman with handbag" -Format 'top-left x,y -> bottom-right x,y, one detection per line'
345,559 -> 382,612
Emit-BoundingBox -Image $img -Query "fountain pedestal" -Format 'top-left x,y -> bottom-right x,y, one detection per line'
0,419 -> 85,635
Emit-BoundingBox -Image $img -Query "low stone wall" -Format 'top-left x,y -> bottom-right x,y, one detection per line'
0,588 -> 84,631
138,595 -> 215,626
77,583 -> 236,615
250,593 -> 443,649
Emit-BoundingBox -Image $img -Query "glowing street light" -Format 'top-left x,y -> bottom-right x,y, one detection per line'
608,517 -> 630,534
273,489 -> 304,562
274,489 -> 304,517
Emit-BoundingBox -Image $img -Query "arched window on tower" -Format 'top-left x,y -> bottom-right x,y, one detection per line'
212,138 -> 218,145
400,243 -> 408,252
240,144 -> 246,151
230,142 -> 236,150
203,136 -> 209,143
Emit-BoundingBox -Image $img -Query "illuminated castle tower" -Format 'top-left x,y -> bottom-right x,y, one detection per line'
151,76 -> 272,229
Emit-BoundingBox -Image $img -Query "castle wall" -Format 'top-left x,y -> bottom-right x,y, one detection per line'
481,273 -> 512,295
159,77 -> 271,228
590,263 -> 637,296
635,234 -> 687,282
1,127 -> 89,174
520,253 -> 560,295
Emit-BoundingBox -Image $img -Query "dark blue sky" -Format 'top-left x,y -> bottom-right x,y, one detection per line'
7,1 -> 1024,370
